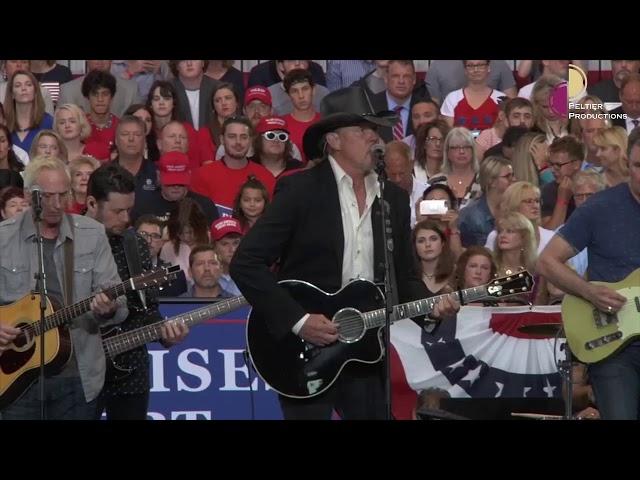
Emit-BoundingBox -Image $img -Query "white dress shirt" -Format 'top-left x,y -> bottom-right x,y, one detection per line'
292,155 -> 379,334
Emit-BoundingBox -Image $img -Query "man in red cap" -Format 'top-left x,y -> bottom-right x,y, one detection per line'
243,86 -> 273,128
191,116 -> 276,212
252,116 -> 303,178
210,216 -> 243,296
130,150 -> 219,227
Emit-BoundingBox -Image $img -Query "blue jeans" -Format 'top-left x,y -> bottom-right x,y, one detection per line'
1,376 -> 99,420
588,344 -> 640,420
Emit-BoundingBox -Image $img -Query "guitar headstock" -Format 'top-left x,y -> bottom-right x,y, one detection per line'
485,270 -> 535,298
131,265 -> 181,290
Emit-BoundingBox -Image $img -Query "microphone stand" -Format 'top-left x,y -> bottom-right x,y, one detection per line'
32,196 -> 48,420
374,150 -> 398,421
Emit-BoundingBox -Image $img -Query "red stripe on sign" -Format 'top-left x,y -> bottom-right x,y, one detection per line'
390,344 -> 418,420
489,311 -> 562,339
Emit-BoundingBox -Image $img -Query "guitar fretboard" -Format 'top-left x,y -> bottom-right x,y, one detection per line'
29,279 -> 134,338
103,296 -> 247,357
363,286 -> 489,329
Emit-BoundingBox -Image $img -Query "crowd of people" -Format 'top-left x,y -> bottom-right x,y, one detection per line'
1,59 -> 639,420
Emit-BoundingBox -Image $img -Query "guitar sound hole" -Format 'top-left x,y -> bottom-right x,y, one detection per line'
334,308 -> 365,343
12,322 -> 32,349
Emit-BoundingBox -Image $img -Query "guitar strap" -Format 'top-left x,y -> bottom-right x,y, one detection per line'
63,216 -> 74,306
123,228 -> 146,309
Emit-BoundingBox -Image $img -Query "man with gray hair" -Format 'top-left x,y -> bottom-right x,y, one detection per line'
0,156 -> 128,419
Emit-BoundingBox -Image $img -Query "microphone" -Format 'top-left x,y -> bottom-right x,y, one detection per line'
371,143 -> 386,173
31,185 -> 43,219
371,143 -> 386,158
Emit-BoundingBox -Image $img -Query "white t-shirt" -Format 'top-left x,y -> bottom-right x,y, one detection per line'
517,82 -> 535,100
185,89 -> 200,129
485,225 -> 555,255
441,88 -> 506,118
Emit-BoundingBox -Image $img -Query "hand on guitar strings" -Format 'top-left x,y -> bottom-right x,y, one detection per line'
299,314 -> 339,347
0,324 -> 20,356
160,320 -> 190,348
429,295 -> 460,321
90,291 -> 118,319
585,284 -> 626,314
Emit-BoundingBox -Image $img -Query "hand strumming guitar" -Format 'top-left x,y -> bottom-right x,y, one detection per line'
0,324 -> 20,356
300,314 -> 339,346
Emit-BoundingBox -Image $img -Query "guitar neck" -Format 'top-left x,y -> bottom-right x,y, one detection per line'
364,286 -> 489,329
103,296 -> 247,357
32,280 -> 133,337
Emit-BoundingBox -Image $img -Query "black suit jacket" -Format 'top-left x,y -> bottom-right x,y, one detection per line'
609,106 -> 627,129
247,60 -> 327,88
172,76 -> 220,129
369,84 -> 430,143
230,159 -> 416,341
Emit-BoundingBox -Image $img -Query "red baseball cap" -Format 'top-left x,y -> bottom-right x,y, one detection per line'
157,151 -> 191,186
255,116 -> 289,134
244,86 -> 272,107
210,217 -> 243,241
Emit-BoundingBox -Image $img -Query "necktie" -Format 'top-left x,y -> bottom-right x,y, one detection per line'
393,105 -> 404,140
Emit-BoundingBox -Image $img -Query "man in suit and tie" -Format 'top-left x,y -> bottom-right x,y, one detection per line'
169,60 -> 220,130
58,60 -> 139,117
588,60 -> 640,105
369,60 -> 430,143
609,74 -> 640,134
230,112 -> 458,420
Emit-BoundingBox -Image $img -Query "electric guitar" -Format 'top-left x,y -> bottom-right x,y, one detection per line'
0,265 -> 180,409
102,295 -> 247,381
247,271 -> 534,399
562,268 -> 640,363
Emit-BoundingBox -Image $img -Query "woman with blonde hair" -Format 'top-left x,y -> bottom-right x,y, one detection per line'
511,132 -> 554,186
493,211 -> 537,275
29,130 -> 68,163
430,127 -> 481,209
485,181 -> 555,255
66,155 -> 100,214
593,126 -> 629,187
54,103 -> 92,161
531,75 -> 568,144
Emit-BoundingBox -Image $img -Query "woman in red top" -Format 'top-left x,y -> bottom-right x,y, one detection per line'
146,80 -> 202,168
66,155 -> 100,215
441,60 -> 506,133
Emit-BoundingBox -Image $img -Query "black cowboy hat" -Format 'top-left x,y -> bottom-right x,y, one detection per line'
303,111 -> 398,160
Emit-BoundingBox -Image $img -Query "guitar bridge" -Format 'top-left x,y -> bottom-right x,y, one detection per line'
585,331 -> 624,350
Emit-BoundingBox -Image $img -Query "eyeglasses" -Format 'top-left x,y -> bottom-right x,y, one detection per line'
426,136 -> 443,144
574,192 -> 594,201
521,198 -> 541,205
465,63 -> 489,71
448,145 -> 472,152
262,131 -> 289,142
139,231 -> 162,241
549,158 -> 578,169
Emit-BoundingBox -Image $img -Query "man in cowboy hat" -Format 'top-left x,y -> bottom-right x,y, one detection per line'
231,112 -> 459,420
